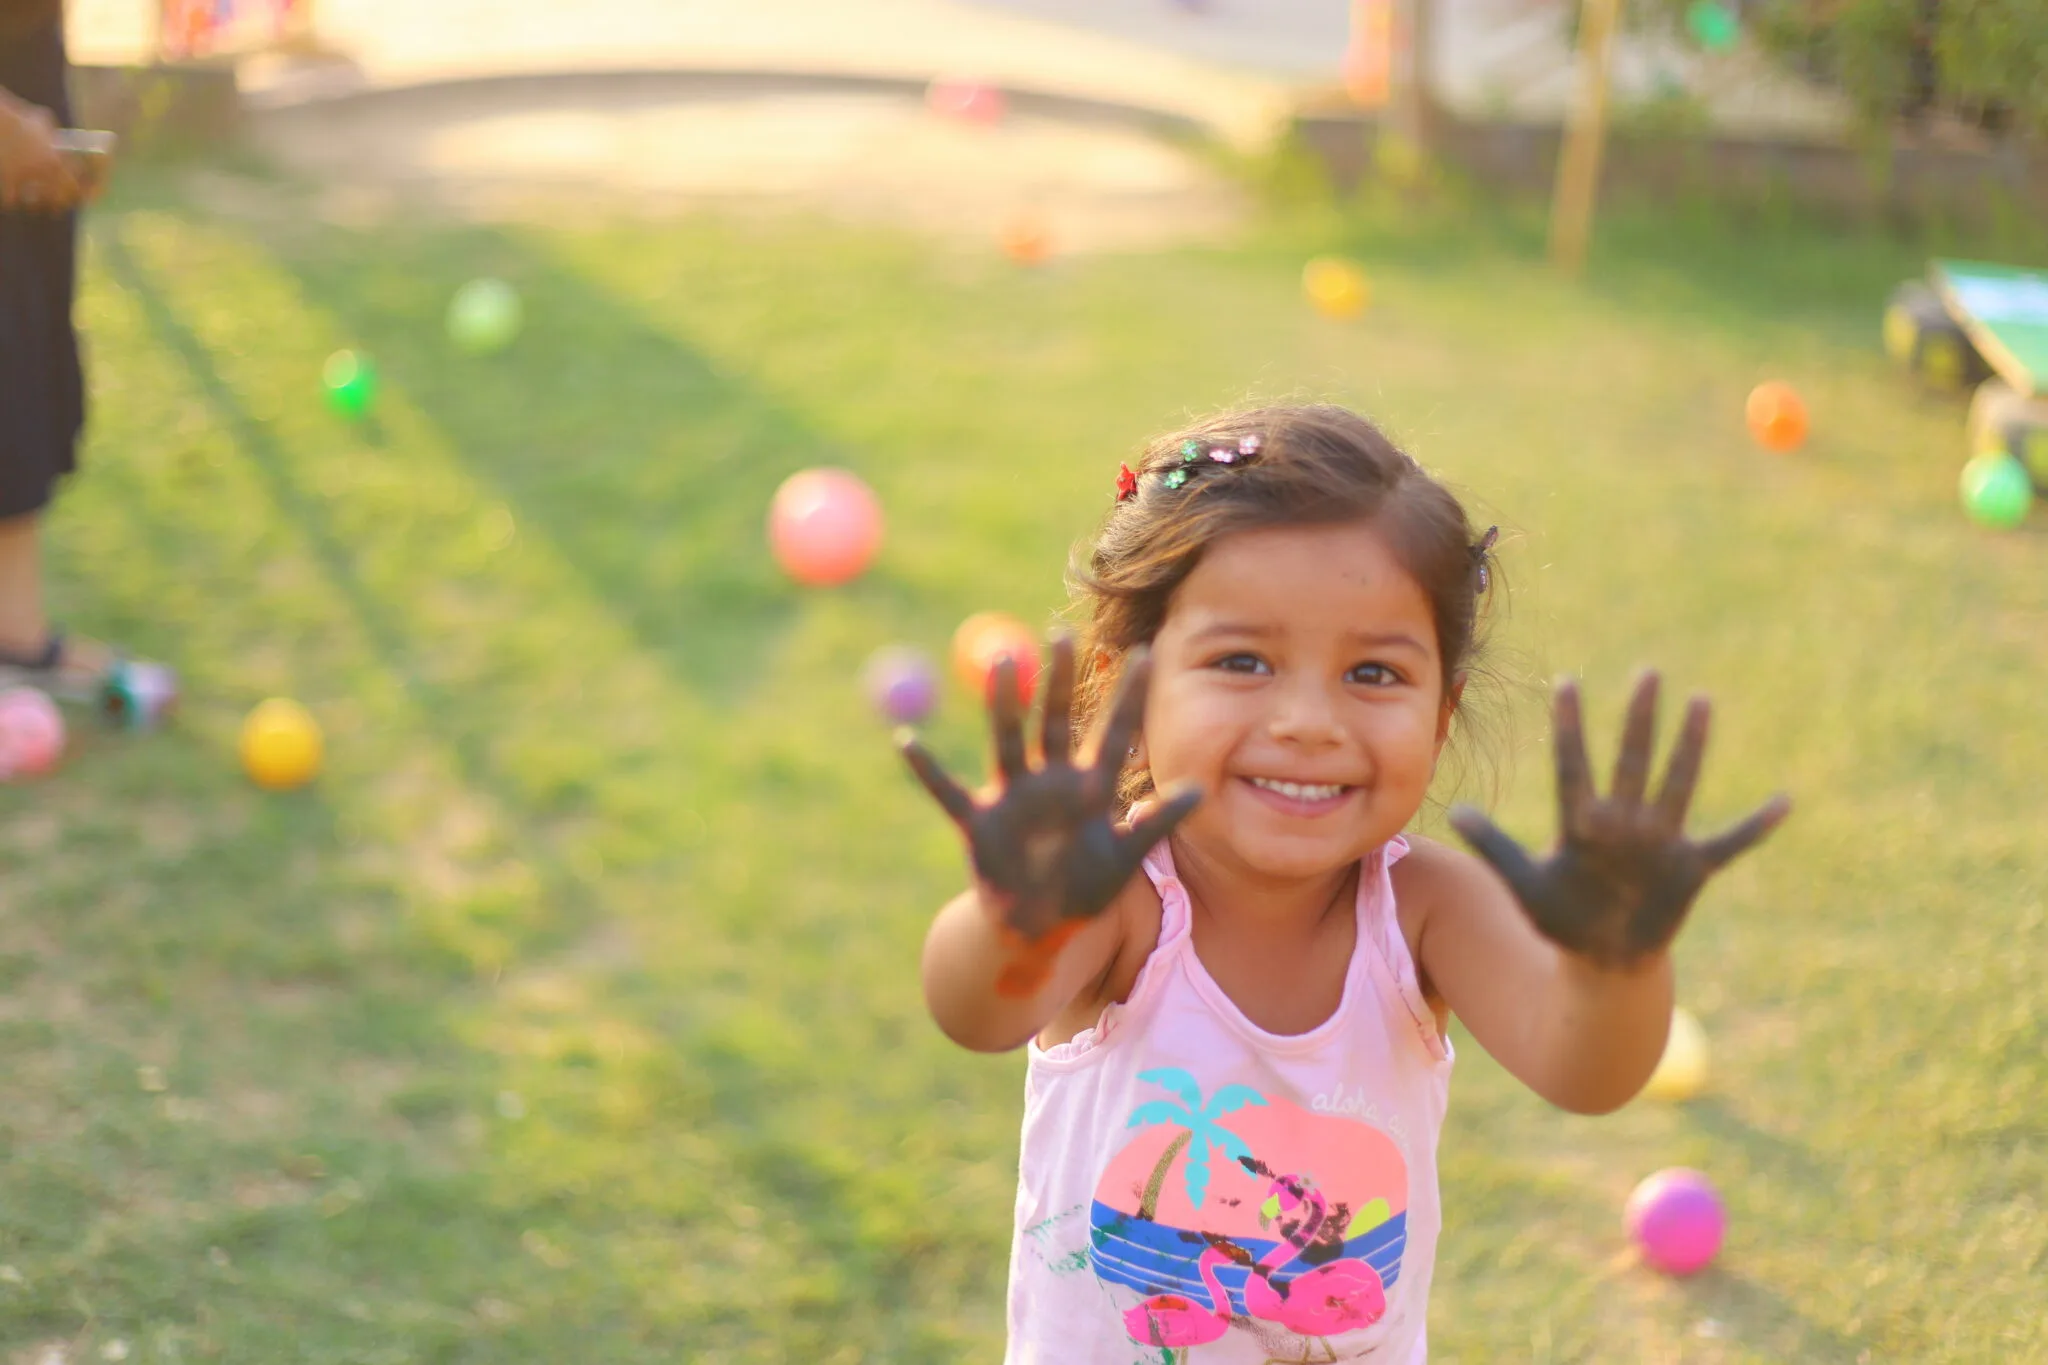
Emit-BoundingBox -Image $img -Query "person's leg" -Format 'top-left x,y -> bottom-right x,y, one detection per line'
0,509 -> 49,657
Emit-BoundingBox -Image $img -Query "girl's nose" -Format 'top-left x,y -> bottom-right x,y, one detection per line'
1266,681 -> 1344,748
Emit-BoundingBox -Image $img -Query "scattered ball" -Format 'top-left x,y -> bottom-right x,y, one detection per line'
1959,451 -> 2034,530
863,645 -> 940,725
1625,1168 -> 1726,1277
999,212 -> 1053,267
951,612 -> 1041,706
1642,1006 -> 1710,1102
240,698 -> 323,791
768,469 -> 885,587
1684,0 -> 1740,51
0,687 -> 64,781
1745,380 -> 1808,453
926,78 -> 1005,126
322,350 -> 377,421
1303,256 -> 1371,320
447,278 -> 523,356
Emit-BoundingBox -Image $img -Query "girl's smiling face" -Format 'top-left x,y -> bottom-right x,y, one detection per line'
1142,518 -> 1455,882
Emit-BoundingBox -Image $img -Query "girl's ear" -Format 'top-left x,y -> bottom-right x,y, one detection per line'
1435,671 -> 1467,754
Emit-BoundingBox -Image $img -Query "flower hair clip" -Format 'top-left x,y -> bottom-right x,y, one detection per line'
1471,525 -> 1500,593
1160,433 -> 1263,491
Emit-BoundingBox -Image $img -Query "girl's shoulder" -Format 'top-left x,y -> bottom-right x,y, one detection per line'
1389,833 -> 1488,1019
1036,864 -> 1166,1049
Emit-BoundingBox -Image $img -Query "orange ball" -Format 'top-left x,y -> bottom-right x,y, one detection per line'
999,213 -> 1052,267
768,468 -> 884,587
951,612 -> 1041,706
1746,381 -> 1808,453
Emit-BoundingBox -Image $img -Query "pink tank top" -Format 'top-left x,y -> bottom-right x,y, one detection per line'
1005,836 -> 1452,1363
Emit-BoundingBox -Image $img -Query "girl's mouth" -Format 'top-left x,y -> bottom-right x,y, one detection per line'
1240,775 -> 1356,816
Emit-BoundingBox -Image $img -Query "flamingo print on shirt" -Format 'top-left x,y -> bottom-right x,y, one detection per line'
1090,1069 -> 1410,1359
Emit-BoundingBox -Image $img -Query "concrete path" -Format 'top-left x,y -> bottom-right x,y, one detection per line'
70,0 -> 1849,145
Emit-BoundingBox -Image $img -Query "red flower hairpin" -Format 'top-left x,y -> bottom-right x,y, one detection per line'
1115,463 -> 1139,502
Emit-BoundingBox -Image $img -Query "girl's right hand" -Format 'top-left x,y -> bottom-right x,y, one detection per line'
899,636 -> 1201,946
0,100 -> 82,212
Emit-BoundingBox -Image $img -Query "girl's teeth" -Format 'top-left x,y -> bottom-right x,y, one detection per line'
1251,778 -> 1345,801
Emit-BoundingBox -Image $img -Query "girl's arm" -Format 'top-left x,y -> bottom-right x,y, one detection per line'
1420,672 -> 1788,1114
1403,837 -> 1672,1113
902,640 -> 1199,1054
921,876 -> 1136,1052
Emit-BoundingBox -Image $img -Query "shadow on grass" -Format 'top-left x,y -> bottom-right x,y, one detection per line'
265,218 -> 839,706
90,210 -> 984,1355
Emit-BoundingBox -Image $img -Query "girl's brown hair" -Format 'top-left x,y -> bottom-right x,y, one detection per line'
1069,404 -> 1503,809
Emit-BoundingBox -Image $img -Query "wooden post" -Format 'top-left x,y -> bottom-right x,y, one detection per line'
1549,0 -> 1622,275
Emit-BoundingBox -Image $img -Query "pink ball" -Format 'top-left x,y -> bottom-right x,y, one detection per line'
768,468 -> 884,587
926,78 -> 1006,125
1625,1168 -> 1726,1276
0,686 -> 65,781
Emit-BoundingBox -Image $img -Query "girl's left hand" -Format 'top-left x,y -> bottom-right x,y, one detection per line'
1448,672 -> 1790,970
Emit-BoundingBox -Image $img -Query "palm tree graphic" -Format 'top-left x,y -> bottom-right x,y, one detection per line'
1127,1067 -> 1266,1218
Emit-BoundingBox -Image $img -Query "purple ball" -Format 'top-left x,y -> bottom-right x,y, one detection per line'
1625,1168 -> 1726,1276
864,645 -> 938,725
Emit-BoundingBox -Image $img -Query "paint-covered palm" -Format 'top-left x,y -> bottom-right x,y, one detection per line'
1449,673 -> 1790,969
899,636 -> 1199,943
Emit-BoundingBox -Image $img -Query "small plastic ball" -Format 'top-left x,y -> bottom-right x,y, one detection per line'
1303,256 -> 1371,320
926,78 -> 1005,125
1745,380 -> 1808,453
1625,1168 -> 1726,1277
322,350 -> 377,420
999,212 -> 1053,267
0,687 -> 65,781
447,278 -> 523,355
1685,0 -> 1740,51
863,645 -> 940,725
951,612 -> 1041,706
1959,451 -> 2034,529
1642,1006 -> 1710,1102
240,698 -> 323,792
767,469 -> 885,587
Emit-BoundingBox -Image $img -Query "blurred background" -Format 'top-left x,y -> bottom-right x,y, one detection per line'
3,0 -> 2045,1361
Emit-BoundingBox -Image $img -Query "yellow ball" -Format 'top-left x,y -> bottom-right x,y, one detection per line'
1303,256 -> 1371,320
1643,1006 -> 1710,1102
240,698 -> 323,791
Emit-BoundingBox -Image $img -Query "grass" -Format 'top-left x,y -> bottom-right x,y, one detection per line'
1,157 -> 2042,1363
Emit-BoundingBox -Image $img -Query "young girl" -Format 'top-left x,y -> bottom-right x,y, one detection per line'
901,405 -> 1788,1362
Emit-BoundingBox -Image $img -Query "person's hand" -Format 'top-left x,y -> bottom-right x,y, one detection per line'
899,636 -> 1200,946
1448,673 -> 1790,970
0,101 -> 82,212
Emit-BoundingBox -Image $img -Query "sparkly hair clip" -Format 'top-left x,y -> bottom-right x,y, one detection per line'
1471,526 -> 1500,593
1160,433 -> 1263,491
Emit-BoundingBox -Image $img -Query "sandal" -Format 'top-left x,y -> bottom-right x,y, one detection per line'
0,632 -> 179,731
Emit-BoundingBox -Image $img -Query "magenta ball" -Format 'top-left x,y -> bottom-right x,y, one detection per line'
768,468 -> 884,587
925,78 -> 1006,125
0,686 -> 65,781
1625,1168 -> 1726,1276
864,646 -> 938,725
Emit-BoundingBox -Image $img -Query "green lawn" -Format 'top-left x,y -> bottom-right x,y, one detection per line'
2,165 -> 2043,1363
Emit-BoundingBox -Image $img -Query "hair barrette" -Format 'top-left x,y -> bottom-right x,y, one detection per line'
1472,525 -> 1499,593
1115,463 -> 1139,502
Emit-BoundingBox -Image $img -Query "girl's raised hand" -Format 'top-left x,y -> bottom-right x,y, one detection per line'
898,636 -> 1200,944
1448,673 -> 1790,970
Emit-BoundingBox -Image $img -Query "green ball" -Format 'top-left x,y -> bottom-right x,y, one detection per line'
447,278 -> 523,356
1959,452 -> 2033,529
1685,0 -> 1740,51
322,350 -> 376,420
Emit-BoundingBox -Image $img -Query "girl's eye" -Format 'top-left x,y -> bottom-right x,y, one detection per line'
1213,653 -> 1269,675
1348,662 -> 1402,687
